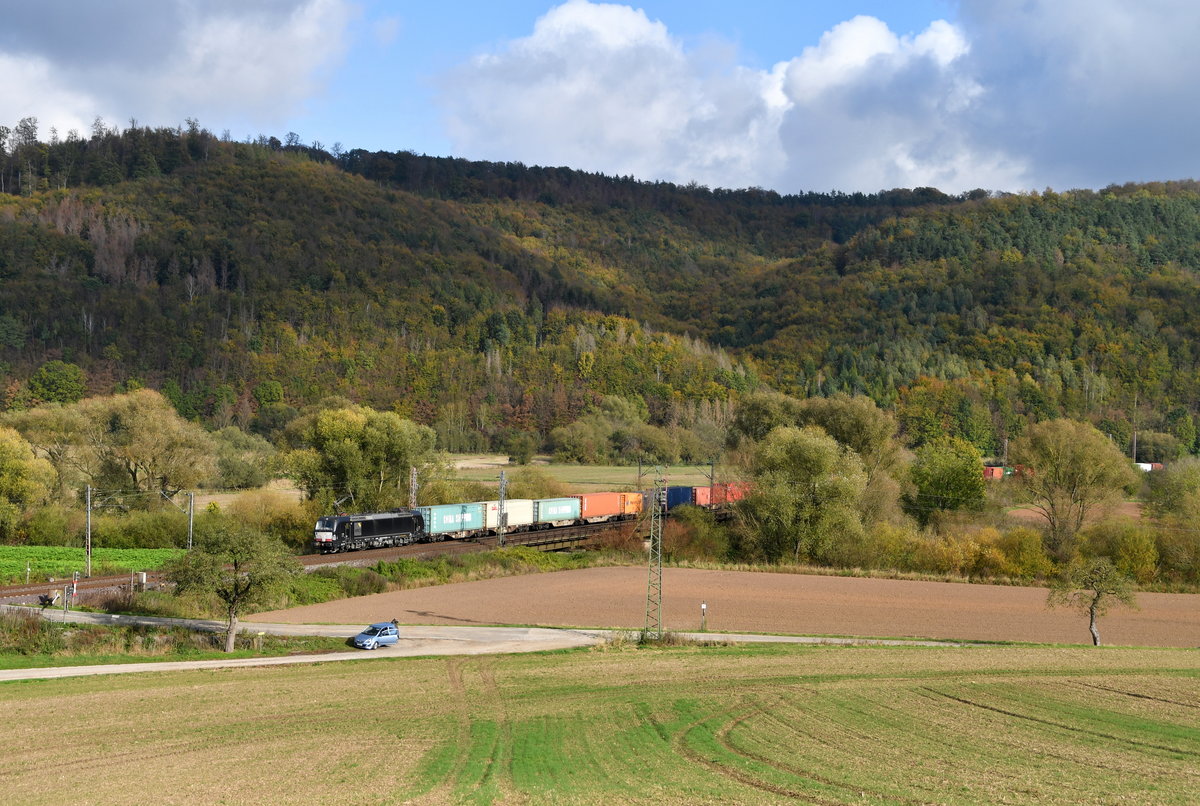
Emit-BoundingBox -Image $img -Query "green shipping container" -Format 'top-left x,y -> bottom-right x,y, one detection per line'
418,503 -> 485,537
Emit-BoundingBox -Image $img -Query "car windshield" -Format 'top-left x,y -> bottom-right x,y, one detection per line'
361,626 -> 383,636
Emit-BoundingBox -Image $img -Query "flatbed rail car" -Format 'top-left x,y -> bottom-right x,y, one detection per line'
314,510 -> 424,553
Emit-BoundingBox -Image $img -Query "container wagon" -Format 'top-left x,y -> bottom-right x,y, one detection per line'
533,497 -> 581,527
574,492 -> 642,523
710,482 -> 750,506
417,502 -> 486,540
482,499 -> 535,532
664,486 -> 697,510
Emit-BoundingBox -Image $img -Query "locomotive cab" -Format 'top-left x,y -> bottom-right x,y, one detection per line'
314,516 -> 339,552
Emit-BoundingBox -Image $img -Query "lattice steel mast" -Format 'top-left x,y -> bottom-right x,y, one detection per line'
643,471 -> 666,639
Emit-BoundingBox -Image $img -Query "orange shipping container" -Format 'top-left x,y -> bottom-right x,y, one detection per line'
574,492 -> 642,522
711,482 -> 750,505
693,486 -> 713,507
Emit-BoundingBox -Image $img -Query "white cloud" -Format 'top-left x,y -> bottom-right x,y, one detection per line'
441,0 -> 785,190
0,0 -> 350,136
773,14 -> 1023,193
440,1 -> 1019,194
0,53 -> 96,138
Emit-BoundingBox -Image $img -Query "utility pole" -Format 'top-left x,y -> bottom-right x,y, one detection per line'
497,470 -> 508,547
85,485 -> 92,578
409,466 -> 418,509
643,471 -> 666,640
160,490 -> 196,551
186,491 -> 194,550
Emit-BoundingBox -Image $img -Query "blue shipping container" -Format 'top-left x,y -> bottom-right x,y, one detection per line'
418,503 -> 485,536
665,486 -> 695,510
534,497 -> 581,524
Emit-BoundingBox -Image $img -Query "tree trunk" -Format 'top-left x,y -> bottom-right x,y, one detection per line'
225,611 -> 238,653
1088,601 -> 1100,646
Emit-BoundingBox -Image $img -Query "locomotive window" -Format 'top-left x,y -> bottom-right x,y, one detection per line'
354,522 -> 362,537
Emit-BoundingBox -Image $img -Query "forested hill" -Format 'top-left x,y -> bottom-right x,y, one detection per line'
2,121 -> 1199,458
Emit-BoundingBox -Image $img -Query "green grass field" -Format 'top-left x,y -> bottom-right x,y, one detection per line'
3,642 -> 1197,804
0,545 -> 182,583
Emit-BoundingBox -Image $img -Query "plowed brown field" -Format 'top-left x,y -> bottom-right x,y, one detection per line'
254,567 -> 1200,647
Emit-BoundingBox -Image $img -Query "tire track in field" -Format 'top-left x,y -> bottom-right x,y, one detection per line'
919,687 -> 1200,757
713,696 -> 937,806
469,657 -> 509,802
761,692 -> 965,803
670,701 -> 842,804
415,656 -> 474,804
1070,680 -> 1200,709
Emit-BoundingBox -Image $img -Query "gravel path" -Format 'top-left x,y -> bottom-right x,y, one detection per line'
253,566 -> 1200,648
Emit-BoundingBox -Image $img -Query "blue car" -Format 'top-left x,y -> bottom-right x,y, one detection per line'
353,622 -> 400,650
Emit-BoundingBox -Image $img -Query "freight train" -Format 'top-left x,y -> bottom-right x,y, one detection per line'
312,483 -> 748,554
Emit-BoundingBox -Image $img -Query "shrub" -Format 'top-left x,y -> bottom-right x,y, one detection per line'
287,572 -> 344,605
90,510 -> 187,549
23,505 -> 81,547
823,521 -> 920,572
663,506 -> 729,561
995,527 -> 1055,580
226,489 -> 311,554
1080,521 -> 1159,584
0,610 -> 67,654
1153,522 -> 1200,585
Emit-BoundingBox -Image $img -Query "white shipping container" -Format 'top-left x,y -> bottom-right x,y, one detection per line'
482,498 -> 534,529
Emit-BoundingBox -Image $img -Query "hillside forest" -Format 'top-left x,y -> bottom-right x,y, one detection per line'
1,118 -> 1199,588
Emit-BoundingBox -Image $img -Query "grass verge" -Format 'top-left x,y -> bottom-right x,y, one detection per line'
0,609 -> 347,670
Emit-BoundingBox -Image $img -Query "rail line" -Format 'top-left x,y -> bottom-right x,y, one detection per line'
0,521 -> 638,604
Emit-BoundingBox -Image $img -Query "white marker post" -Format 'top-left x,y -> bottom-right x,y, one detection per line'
700,601 -> 707,632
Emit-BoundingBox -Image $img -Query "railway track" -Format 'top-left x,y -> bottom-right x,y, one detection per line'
0,521 -> 638,604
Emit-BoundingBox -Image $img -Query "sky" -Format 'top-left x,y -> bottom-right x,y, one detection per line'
2,0 -> 1198,195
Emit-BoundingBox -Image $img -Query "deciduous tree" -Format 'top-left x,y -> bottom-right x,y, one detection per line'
1047,557 -> 1137,646
736,425 -> 866,564
75,389 -> 217,498
1010,419 -> 1136,558
286,404 -> 435,511
27,360 -> 86,404
904,437 -> 985,528
168,520 -> 298,652
0,426 -> 54,541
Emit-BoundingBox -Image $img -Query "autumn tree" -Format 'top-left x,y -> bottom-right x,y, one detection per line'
793,394 -> 904,523
2,404 -> 86,498
168,520 -> 298,652
27,360 -> 86,404
736,425 -> 866,564
1145,456 -> 1200,521
1047,557 -> 1137,646
285,404 -> 436,511
903,437 -> 986,528
1010,419 -> 1136,559
0,426 -> 54,541
74,389 -> 217,499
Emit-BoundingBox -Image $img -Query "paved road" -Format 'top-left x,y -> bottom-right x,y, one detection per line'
0,605 -> 971,682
